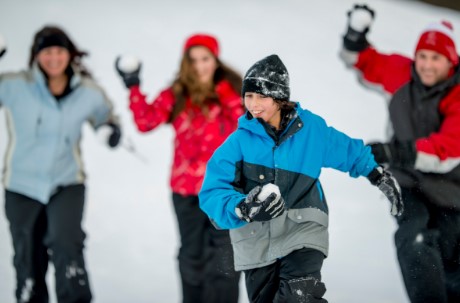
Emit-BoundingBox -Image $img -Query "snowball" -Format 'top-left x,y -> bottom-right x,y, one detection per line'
257,183 -> 281,202
117,54 -> 140,73
350,9 -> 373,32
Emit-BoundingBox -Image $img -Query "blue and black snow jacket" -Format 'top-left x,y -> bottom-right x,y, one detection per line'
199,102 -> 377,270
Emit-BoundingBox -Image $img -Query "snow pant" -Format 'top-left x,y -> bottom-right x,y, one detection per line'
395,187 -> 460,303
244,247 -> 327,303
172,193 -> 240,303
4,185 -> 92,303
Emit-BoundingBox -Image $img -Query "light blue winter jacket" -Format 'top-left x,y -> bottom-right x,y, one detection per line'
0,65 -> 116,203
199,103 -> 378,270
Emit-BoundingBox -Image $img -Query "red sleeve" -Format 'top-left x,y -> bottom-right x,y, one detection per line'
128,85 -> 175,132
416,86 -> 460,160
355,47 -> 413,94
215,80 -> 244,122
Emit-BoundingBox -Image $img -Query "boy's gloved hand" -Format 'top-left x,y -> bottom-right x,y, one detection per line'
343,4 -> 375,51
236,183 -> 285,223
367,166 -> 404,216
96,122 -> 121,148
0,33 -> 7,58
115,55 -> 141,88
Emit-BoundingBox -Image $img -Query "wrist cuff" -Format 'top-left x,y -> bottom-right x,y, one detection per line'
367,166 -> 383,185
343,27 -> 370,52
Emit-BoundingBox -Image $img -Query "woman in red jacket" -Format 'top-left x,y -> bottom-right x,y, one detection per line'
116,34 -> 243,303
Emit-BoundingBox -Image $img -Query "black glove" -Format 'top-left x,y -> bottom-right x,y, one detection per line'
369,140 -> 416,168
367,166 -> 404,216
97,122 -> 121,148
236,184 -> 285,223
0,33 -> 6,58
107,122 -> 121,148
343,4 -> 375,51
115,55 -> 141,88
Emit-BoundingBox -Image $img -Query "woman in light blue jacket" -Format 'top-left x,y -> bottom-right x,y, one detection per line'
0,26 -> 120,303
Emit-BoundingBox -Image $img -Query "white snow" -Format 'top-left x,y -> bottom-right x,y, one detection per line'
415,233 -> 424,244
257,183 -> 281,202
1,0 -> 460,302
349,8 -> 374,32
116,55 -> 141,74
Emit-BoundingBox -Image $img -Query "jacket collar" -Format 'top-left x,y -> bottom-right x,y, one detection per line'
32,63 -> 82,91
238,102 -> 303,144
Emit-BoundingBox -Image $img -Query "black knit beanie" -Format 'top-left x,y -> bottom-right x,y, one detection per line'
241,54 -> 290,101
34,31 -> 71,55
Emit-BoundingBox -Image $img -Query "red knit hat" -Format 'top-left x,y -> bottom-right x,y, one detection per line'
183,34 -> 219,57
415,20 -> 458,66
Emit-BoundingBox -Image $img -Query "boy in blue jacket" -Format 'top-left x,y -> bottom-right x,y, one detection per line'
199,54 -> 403,302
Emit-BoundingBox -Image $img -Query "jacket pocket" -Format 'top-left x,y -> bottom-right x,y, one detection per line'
286,208 -> 328,227
241,163 -> 275,194
230,221 -> 264,244
230,222 -> 269,269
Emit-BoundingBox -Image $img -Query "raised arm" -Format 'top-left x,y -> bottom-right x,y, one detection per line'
115,55 -> 175,132
340,4 -> 412,95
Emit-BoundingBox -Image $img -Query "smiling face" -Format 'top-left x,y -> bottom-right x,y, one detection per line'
415,49 -> 453,87
244,92 -> 281,129
36,46 -> 70,79
188,46 -> 218,85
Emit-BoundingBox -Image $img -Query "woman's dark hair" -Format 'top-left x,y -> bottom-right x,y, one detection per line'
28,25 -> 91,77
169,50 -> 242,122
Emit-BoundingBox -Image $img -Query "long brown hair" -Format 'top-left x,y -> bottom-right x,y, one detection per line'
28,25 -> 92,77
169,50 -> 242,122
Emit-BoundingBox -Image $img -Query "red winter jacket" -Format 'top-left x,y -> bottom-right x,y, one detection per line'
352,47 -> 460,175
128,80 -> 244,196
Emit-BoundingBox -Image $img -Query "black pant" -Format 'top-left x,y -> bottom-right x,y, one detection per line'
395,188 -> 460,303
172,193 -> 240,303
5,185 -> 92,303
244,248 -> 327,303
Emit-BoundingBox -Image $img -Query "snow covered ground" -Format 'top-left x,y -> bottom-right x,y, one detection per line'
1,0 -> 459,302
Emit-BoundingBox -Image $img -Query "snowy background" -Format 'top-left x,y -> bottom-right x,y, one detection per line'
1,0 -> 460,302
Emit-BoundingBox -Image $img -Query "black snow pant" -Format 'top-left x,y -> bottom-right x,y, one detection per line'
4,185 -> 92,303
395,188 -> 460,303
172,193 -> 240,303
244,248 -> 327,303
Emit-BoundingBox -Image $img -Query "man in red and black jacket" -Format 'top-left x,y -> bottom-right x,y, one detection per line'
340,4 -> 460,303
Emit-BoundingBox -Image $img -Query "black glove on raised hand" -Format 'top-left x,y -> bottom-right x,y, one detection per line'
343,4 -> 375,51
236,184 -> 285,223
0,33 -> 7,58
115,55 -> 141,88
367,166 -> 404,216
97,122 -> 122,148
107,122 -> 121,148
369,140 -> 416,168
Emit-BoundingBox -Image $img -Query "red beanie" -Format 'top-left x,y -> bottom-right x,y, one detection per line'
415,20 -> 458,66
183,34 -> 219,57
